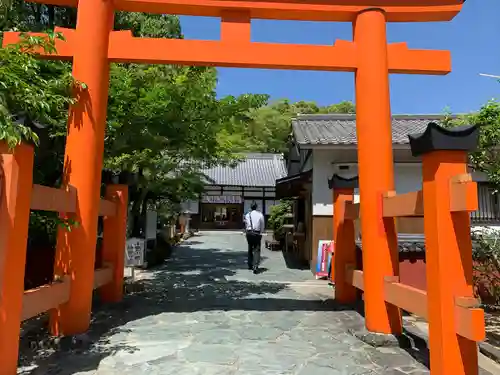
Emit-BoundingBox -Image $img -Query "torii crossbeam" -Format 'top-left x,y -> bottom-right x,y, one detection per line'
4,28 -> 451,73
2,1 -> 467,375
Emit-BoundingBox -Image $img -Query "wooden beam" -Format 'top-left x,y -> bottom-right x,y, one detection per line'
22,276 -> 71,321
384,276 -> 428,319
3,29 -> 451,75
99,199 -> 117,217
383,190 -> 424,217
93,266 -> 114,289
108,34 -> 451,74
22,0 -> 463,22
450,174 -> 478,213
345,202 -> 360,220
31,184 -> 77,213
221,10 -> 251,42
455,304 -> 485,342
113,0 -> 463,23
108,35 -> 358,71
383,278 -> 484,342
382,176 -> 477,218
345,265 -> 364,291
387,42 -> 451,75
2,29 -> 74,60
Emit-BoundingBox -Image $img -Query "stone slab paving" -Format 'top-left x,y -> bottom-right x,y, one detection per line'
17,231 -> 460,374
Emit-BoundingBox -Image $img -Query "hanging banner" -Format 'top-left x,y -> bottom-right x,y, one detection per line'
201,195 -> 242,204
315,240 -> 334,280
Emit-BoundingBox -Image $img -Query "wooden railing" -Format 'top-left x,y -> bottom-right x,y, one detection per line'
331,123 -> 485,375
0,142 -> 128,374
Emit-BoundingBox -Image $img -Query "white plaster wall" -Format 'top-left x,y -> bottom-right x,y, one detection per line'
311,149 -> 423,216
394,164 -> 423,194
311,149 -> 335,216
312,149 -> 359,216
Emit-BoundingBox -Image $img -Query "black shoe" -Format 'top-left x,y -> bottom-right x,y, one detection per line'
253,268 -> 258,274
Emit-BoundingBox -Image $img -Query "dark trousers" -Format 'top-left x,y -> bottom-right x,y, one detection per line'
246,232 -> 262,269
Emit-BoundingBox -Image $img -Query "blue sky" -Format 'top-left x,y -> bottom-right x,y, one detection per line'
179,1 -> 499,115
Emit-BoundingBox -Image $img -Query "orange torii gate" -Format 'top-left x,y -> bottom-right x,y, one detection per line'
1,1 -> 477,374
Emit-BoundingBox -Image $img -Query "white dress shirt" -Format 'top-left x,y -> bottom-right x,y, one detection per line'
244,210 -> 265,233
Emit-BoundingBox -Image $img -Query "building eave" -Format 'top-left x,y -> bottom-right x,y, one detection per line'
297,143 -> 412,150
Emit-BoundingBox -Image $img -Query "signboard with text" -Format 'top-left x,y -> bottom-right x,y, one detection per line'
145,210 -> 158,240
201,195 -> 242,204
315,240 -> 334,280
125,238 -> 145,267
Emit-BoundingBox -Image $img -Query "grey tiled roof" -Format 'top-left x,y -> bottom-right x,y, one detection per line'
202,153 -> 287,187
293,114 -> 452,146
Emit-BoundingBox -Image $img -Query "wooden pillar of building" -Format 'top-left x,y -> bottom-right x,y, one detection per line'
410,123 -> 482,375
329,174 -> 359,303
0,143 -> 34,375
353,8 -> 401,334
50,0 -> 115,336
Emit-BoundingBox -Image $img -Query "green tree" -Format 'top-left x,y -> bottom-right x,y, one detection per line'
1,10 -> 241,237
0,32 -> 81,248
444,100 -> 500,190
322,101 -> 356,114
220,98 -> 356,154
105,62 -> 239,235
467,101 -> 500,189
100,13 -> 241,235
2,5 -> 359,238
0,31 -> 74,148
268,200 -> 293,241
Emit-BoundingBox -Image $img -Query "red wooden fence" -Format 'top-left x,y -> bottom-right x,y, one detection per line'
0,142 -> 128,375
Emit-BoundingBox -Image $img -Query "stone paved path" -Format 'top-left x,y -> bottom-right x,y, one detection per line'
19,231 -> 437,375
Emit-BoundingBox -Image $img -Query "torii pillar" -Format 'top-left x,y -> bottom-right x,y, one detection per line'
50,0 -> 114,335
354,8 -> 401,334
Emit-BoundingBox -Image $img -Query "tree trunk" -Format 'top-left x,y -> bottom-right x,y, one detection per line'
130,187 -> 149,237
33,4 -> 41,26
47,5 -> 55,29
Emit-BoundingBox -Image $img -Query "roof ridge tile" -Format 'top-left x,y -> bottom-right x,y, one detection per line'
293,115 -> 454,146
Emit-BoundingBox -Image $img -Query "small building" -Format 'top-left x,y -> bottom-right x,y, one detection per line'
184,153 -> 287,230
277,114 -> 500,272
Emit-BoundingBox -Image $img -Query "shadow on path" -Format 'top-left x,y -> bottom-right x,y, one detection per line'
281,250 -> 310,270
17,233 -> 440,375
18,238 -> 349,374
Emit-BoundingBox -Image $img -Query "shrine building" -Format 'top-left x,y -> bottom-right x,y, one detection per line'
276,114 -> 500,271
183,153 -> 287,230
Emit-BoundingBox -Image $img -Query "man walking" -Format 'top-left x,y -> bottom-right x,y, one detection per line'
244,202 -> 265,274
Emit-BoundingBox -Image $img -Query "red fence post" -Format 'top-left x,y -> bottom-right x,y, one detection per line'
0,143 -> 34,375
100,184 -> 128,303
329,174 -> 359,303
410,122 -> 483,375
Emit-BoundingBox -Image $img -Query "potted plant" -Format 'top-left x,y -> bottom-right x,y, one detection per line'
268,200 -> 293,245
